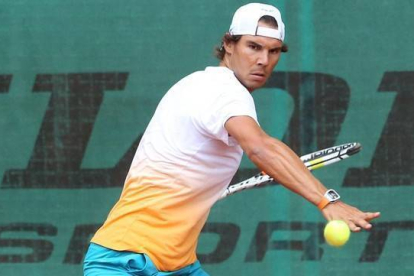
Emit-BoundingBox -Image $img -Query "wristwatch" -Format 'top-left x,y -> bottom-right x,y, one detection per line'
317,189 -> 341,210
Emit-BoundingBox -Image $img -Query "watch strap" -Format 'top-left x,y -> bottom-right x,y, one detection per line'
317,197 -> 330,210
317,189 -> 341,210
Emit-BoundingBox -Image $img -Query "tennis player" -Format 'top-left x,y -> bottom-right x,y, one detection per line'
84,3 -> 380,275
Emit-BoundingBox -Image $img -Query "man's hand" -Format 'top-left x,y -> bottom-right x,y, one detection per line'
321,201 -> 381,232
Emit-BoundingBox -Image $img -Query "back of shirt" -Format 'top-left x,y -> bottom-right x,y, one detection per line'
91,66 -> 258,271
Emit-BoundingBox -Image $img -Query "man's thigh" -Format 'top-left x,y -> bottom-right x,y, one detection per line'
83,243 -> 157,276
159,261 -> 209,276
83,243 -> 209,276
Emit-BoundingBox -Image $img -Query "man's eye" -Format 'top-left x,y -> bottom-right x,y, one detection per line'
270,49 -> 281,54
249,44 -> 259,50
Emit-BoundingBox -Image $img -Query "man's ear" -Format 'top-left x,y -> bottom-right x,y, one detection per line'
223,40 -> 234,56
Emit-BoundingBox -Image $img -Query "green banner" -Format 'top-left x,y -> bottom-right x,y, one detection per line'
1,0 -> 413,275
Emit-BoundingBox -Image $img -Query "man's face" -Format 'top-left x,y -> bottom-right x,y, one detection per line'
223,23 -> 283,92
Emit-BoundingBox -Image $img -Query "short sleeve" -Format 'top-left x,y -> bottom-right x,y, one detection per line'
194,88 -> 258,145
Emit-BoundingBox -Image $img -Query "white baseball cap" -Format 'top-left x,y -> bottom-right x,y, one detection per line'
229,3 -> 285,41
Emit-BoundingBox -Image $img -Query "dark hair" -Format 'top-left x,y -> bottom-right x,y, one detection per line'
214,15 -> 288,60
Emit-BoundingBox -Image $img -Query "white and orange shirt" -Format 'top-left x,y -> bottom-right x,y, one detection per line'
91,66 -> 258,271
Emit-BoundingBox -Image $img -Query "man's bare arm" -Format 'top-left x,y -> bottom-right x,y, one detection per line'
225,116 -> 380,232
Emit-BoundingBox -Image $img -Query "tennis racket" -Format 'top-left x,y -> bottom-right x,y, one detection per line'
220,142 -> 361,199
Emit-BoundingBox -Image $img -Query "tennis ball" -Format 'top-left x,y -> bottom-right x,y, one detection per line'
324,220 -> 350,247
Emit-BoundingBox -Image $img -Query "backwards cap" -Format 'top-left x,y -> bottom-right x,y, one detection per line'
229,3 -> 285,41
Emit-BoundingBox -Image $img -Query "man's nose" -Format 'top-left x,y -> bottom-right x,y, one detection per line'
257,51 -> 269,66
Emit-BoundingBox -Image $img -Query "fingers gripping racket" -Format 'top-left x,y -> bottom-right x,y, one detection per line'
220,142 -> 361,199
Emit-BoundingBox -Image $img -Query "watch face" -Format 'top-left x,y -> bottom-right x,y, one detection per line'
326,189 -> 340,201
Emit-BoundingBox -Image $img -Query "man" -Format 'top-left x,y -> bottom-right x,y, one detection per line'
84,3 -> 380,275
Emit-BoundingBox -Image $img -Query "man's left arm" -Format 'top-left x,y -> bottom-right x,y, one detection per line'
225,115 -> 380,232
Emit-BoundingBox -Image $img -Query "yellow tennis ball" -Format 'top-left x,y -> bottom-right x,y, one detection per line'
324,220 -> 351,247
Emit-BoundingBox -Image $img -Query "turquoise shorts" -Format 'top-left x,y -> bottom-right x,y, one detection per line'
83,243 -> 209,276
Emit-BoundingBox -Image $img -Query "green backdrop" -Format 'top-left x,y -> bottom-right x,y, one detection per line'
1,0 -> 413,275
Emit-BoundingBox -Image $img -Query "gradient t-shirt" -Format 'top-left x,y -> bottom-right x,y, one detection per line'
91,66 -> 258,271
